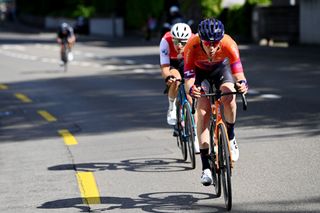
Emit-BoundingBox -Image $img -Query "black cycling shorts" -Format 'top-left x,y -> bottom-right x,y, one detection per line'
163,59 -> 184,94
170,59 -> 184,77
194,59 -> 234,90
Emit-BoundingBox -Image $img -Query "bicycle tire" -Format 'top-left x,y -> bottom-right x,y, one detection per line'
61,47 -> 68,72
176,103 -> 187,161
218,123 -> 232,210
184,103 -> 196,169
63,61 -> 68,72
210,121 -> 221,197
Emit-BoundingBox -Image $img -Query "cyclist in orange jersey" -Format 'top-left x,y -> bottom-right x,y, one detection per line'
184,18 -> 248,186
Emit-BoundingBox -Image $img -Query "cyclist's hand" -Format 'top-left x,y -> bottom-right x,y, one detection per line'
189,85 -> 201,98
165,75 -> 176,86
236,80 -> 248,94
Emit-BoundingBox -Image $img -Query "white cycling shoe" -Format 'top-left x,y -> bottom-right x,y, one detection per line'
229,138 -> 239,162
201,168 -> 213,186
167,108 -> 177,126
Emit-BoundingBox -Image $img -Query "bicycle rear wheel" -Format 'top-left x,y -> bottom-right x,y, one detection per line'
218,123 -> 232,210
184,103 -> 196,169
210,121 -> 221,197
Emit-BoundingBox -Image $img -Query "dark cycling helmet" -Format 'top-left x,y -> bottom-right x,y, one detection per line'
198,18 -> 224,42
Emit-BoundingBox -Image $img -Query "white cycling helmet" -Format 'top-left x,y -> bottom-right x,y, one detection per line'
170,23 -> 192,41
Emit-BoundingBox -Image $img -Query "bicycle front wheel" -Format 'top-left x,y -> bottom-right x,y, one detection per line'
177,104 -> 187,161
218,123 -> 232,211
184,103 -> 196,169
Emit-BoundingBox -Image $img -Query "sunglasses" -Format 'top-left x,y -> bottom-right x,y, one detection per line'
173,39 -> 187,46
202,40 -> 220,47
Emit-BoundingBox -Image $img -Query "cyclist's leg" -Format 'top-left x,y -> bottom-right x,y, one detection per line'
166,68 -> 181,125
60,44 -> 65,62
193,70 -> 212,183
193,69 -> 211,161
197,96 -> 213,185
211,62 -> 236,139
196,96 -> 211,150
167,67 -> 181,102
213,62 -> 239,161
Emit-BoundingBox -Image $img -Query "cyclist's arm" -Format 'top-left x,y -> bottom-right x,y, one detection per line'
233,72 -> 248,94
233,72 -> 246,82
68,34 -> 76,43
183,39 -> 198,95
184,76 -> 195,94
160,65 -> 171,79
159,39 -> 172,79
225,38 -> 248,93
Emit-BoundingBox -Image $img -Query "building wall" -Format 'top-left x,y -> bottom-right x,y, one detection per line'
300,0 -> 320,44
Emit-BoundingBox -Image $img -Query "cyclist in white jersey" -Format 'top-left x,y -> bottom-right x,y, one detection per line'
159,23 -> 200,153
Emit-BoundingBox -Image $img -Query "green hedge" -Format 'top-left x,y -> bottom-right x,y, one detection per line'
125,0 -> 164,29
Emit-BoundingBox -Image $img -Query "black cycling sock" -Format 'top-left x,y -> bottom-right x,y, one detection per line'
200,148 -> 210,171
226,122 -> 235,140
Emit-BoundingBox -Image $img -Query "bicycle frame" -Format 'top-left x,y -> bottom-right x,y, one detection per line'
210,90 -> 233,169
61,40 -> 70,63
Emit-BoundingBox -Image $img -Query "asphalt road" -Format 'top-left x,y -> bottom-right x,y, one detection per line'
0,22 -> 319,213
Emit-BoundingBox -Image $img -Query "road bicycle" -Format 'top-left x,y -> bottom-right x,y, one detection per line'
192,80 -> 247,211
174,79 -> 196,169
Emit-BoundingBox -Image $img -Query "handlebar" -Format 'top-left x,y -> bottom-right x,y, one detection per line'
202,91 -> 247,111
191,91 -> 248,114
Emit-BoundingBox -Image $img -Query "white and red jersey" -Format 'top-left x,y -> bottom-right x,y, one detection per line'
159,31 -> 184,66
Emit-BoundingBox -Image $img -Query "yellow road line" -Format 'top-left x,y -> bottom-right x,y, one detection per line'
76,172 -> 101,204
0,84 -> 8,90
15,93 -> 32,103
37,110 -> 57,122
58,129 -> 78,145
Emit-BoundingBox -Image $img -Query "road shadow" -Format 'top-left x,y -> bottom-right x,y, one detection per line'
48,157 -> 194,173
38,192 -> 220,213
37,194 -> 320,213
37,193 -> 320,212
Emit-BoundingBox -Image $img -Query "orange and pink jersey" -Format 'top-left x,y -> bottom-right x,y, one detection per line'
184,34 -> 243,78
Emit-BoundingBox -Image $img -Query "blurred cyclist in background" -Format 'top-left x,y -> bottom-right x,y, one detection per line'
57,22 -> 76,63
184,18 -> 248,186
159,22 -> 200,153
161,5 -> 186,37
